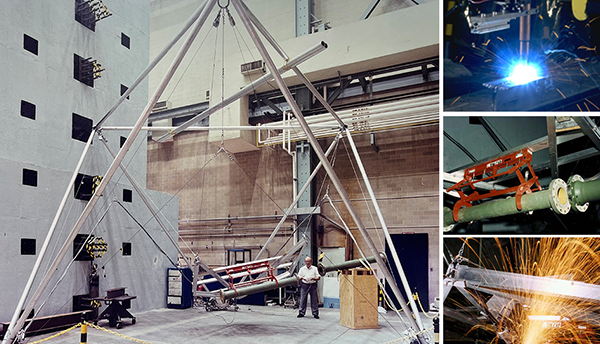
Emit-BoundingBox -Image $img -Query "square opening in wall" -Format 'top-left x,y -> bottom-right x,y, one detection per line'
73,54 -> 95,87
21,238 -> 36,255
121,33 -> 130,49
74,173 -> 94,201
122,242 -> 131,256
75,0 -> 96,31
123,189 -> 132,203
21,100 -> 36,120
120,136 -> 126,148
72,113 -> 93,142
120,84 -> 130,100
23,34 -> 38,55
73,234 -> 93,261
23,169 -> 38,187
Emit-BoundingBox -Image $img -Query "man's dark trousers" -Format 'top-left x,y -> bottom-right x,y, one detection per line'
299,282 -> 318,316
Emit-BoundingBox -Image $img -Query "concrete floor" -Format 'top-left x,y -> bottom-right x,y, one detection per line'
26,306 -> 435,344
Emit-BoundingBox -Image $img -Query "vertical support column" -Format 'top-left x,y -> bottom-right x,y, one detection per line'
295,0 -> 312,37
296,141 -> 315,263
547,117 -> 559,179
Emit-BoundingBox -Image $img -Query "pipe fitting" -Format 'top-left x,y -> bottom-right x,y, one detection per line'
568,174 -> 589,212
549,178 -> 571,215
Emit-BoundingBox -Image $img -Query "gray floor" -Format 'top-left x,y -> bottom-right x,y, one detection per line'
26,306 -> 435,344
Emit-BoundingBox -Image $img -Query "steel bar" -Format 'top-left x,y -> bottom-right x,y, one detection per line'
547,117 -> 559,179
345,128 -> 425,331
155,41 -> 329,142
2,133 -> 95,344
148,102 -> 208,123
317,253 -> 386,276
2,3 -> 217,343
95,0 -> 208,128
101,124 -> 337,131
443,178 -> 571,227
231,2 -> 426,342
456,265 -> 600,302
220,275 -> 301,301
254,134 -> 341,261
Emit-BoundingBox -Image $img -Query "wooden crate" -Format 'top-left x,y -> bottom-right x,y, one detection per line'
339,268 -> 379,329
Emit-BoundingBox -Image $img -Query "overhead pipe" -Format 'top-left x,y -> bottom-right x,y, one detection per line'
317,253 -> 386,276
155,40 -> 330,142
220,275 -> 301,301
443,178 -> 571,228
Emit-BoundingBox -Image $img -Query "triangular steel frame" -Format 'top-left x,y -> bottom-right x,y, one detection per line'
3,1 -> 430,343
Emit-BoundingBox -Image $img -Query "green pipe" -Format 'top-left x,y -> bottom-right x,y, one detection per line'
569,176 -> 600,211
317,253 -> 386,276
220,275 -> 300,301
444,178 -> 571,227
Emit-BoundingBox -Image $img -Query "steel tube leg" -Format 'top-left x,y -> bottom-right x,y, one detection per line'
2,3 -> 217,343
230,1 -> 426,342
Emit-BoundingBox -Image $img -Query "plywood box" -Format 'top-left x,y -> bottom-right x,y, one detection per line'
339,268 -> 379,329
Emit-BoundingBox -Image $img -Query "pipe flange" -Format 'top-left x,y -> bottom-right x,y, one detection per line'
549,178 -> 571,215
567,174 -> 589,212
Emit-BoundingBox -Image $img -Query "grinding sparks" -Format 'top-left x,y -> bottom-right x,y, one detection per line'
445,238 -> 600,344
508,62 -> 542,85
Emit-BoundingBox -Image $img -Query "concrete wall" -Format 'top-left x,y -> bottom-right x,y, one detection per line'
0,0 -> 179,322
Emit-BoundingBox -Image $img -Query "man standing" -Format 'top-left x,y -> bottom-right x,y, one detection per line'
297,256 -> 320,318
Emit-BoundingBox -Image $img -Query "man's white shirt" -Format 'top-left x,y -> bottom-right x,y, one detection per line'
298,265 -> 319,284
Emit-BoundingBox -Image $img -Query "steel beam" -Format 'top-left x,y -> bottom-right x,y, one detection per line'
360,0 -> 382,20
443,178 -> 571,227
547,117 -> 559,179
231,1 -> 426,342
573,116 -> 600,152
295,0 -> 311,37
254,134 -> 340,261
1,2 -> 217,342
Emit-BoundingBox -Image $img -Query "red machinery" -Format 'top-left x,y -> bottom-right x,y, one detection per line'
446,148 -> 542,222
225,261 -> 278,293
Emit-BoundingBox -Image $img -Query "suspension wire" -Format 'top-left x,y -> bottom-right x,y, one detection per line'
114,201 -> 180,269
220,6 -> 226,147
23,201 -> 117,335
165,24 -> 218,103
340,137 -> 386,249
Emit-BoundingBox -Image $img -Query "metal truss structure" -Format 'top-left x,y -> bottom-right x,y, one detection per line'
2,1 -> 432,343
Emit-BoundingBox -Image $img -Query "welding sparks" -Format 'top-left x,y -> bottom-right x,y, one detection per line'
507,62 -> 542,85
